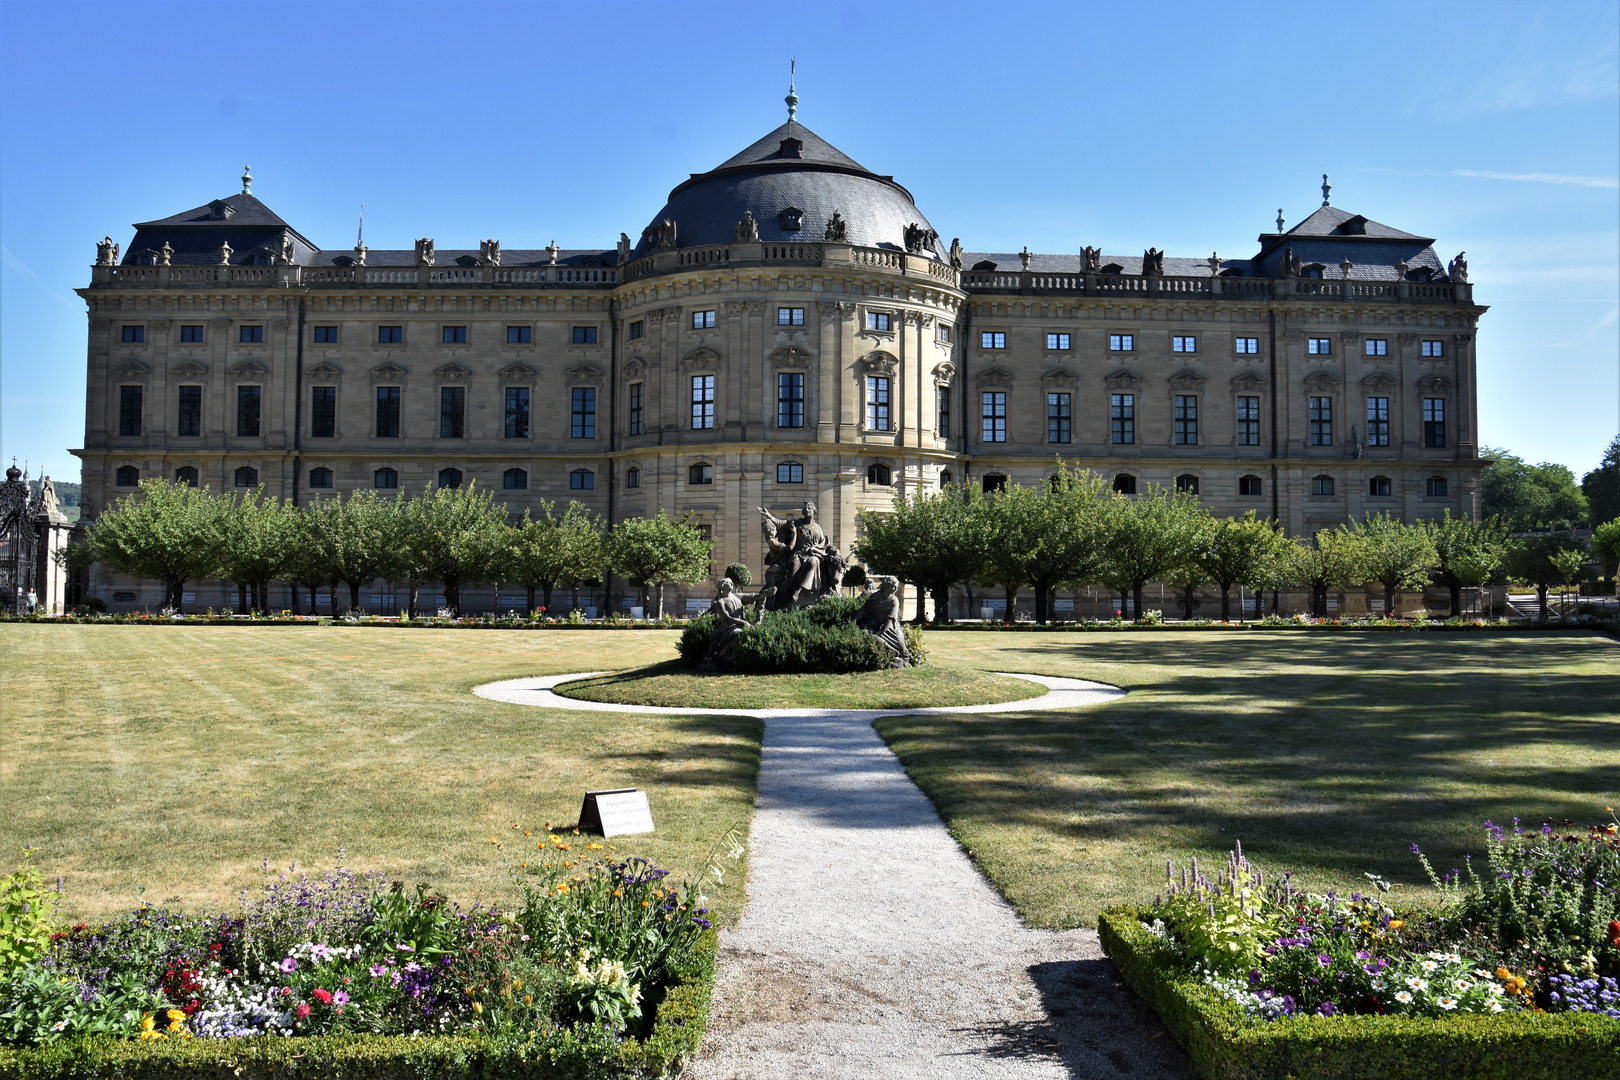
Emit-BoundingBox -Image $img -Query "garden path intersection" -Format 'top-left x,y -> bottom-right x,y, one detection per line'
475,673 -> 1194,1079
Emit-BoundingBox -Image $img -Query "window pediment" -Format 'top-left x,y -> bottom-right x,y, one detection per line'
976,367 -> 1015,387
307,361 -> 343,381
1103,368 -> 1142,390
682,348 -> 721,371
932,361 -> 956,387
771,345 -> 814,369
111,358 -> 150,379
623,357 -> 647,381
1231,373 -> 1268,392
497,362 -> 537,383
1361,373 -> 1397,393
1303,372 -> 1339,392
434,362 -> 471,382
566,363 -> 605,385
371,362 -> 408,383
229,361 -> 267,379
1168,369 -> 1206,391
170,361 -> 209,380
1417,374 -> 1453,393
859,350 -> 897,376
1041,367 -> 1078,389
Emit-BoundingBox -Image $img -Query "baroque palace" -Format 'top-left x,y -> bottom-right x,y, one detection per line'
75,99 -> 1486,616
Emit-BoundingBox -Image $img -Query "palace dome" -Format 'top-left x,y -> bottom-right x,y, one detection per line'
631,120 -> 944,260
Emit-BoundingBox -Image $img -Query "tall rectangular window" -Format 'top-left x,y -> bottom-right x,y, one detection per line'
180,325 -> 205,343
1237,395 -> 1261,446
177,385 -> 202,437
376,386 -> 401,438
1174,395 -> 1198,445
691,310 -> 716,330
1110,393 -> 1135,444
628,382 -> 643,435
504,387 -> 530,439
981,331 -> 1006,349
239,325 -> 264,344
866,376 -> 890,431
937,385 -> 950,439
627,320 -> 644,340
691,375 -> 715,429
1047,392 -> 1071,443
1309,396 -> 1333,446
1109,334 -> 1134,351
1366,397 -> 1390,446
310,386 -> 336,438
1421,339 -> 1445,357
1235,336 -> 1259,354
777,307 -> 805,326
440,386 -> 465,438
1307,337 -> 1331,355
312,326 -> 338,344
1423,398 -> 1446,447
571,387 -> 597,438
1173,335 -> 1197,353
1046,332 -> 1070,350
236,385 -> 261,437
378,325 -> 403,344
119,385 -> 142,436
981,391 -> 1007,442
441,326 -> 467,344
777,372 -> 804,428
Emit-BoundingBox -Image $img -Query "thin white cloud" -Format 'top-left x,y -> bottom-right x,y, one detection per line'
1454,169 -> 1619,190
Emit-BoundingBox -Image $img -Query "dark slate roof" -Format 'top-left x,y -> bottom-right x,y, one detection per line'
1277,205 -> 1430,242
124,191 -> 320,265
963,252 -> 1250,277
134,194 -> 295,231
633,120 -> 940,260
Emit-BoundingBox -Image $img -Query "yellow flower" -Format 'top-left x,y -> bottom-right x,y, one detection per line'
472,1002 -> 483,1014
166,1009 -> 185,1022
140,1014 -> 156,1031
1387,920 -> 1404,930
555,884 -> 569,894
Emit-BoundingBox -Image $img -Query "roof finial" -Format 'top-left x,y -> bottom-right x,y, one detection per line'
1321,173 -> 1330,207
242,165 -> 252,195
785,58 -> 799,121
1276,208 -> 1285,232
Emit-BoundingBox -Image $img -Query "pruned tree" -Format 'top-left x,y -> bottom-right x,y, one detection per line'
1424,511 -> 1511,617
86,478 -> 223,612
218,488 -> 301,613
1286,527 -> 1365,618
1582,435 -> 1620,528
1592,518 -> 1620,593
502,500 -> 605,615
1505,535 -> 1589,620
1196,511 -> 1290,622
1350,512 -> 1439,617
311,490 -> 397,614
1099,482 -> 1205,620
859,481 -> 989,623
407,482 -> 508,616
604,511 -> 712,619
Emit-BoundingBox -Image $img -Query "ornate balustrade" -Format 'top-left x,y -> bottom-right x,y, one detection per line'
959,270 -> 1470,304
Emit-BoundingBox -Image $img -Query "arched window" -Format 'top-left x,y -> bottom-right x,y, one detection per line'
116,466 -> 139,486
234,465 -> 258,488
1311,474 -> 1335,496
777,460 -> 803,484
1238,475 -> 1262,497
437,468 -> 463,489
308,467 -> 333,489
1113,473 -> 1136,495
174,466 -> 199,487
625,466 -> 640,489
1175,474 -> 1200,495
867,463 -> 891,486
570,468 -> 595,490
374,468 -> 398,490
688,462 -> 712,486
982,472 -> 1007,494
940,469 -> 953,488
503,468 -> 528,490
1426,475 -> 1449,497
1368,475 -> 1392,497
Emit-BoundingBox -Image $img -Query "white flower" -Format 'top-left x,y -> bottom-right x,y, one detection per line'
1419,959 -> 1439,973
1406,977 -> 1428,991
1394,991 -> 1414,1003
1437,996 -> 1459,1010
1455,980 -> 1471,992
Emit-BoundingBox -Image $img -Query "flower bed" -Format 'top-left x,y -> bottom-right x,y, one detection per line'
1097,819 -> 1620,1079
0,840 -> 724,1078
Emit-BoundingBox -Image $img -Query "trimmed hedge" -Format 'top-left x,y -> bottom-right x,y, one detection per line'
1097,909 -> 1620,1080
0,931 -> 717,1080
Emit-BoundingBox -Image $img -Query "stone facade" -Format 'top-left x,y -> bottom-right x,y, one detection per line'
73,121 -> 1485,615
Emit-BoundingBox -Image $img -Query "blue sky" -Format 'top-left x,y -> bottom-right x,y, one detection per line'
2,0 -> 1616,482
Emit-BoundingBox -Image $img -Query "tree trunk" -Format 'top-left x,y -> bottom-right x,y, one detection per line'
237,583 -> 247,613
542,583 -> 554,614
930,583 -> 951,624
914,583 -> 927,624
526,585 -> 537,615
1034,582 -> 1049,624
1536,584 -> 1548,621
570,580 -> 580,614
1384,583 -> 1397,618
655,582 -> 665,620
1132,583 -> 1145,621
1220,584 -> 1232,622
349,581 -> 362,614
1004,585 -> 1018,623
257,582 -> 269,613
446,579 -> 461,617
168,580 -> 185,613
1118,590 -> 1129,619
1181,586 -> 1196,621
1448,583 -> 1462,618
408,579 -> 420,619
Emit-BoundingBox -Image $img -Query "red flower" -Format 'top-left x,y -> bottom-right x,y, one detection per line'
296,1004 -> 311,1019
312,988 -> 333,1005
1608,920 -> 1620,947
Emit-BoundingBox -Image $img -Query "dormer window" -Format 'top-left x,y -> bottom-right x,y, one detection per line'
778,206 -> 803,232
1100,263 -> 1124,274
454,255 -> 478,267
134,251 -> 158,266
1337,215 -> 1368,235
251,251 -> 273,266
1303,263 -> 1326,279
778,137 -> 803,159
972,260 -> 997,271
207,200 -> 235,221
331,255 -> 355,267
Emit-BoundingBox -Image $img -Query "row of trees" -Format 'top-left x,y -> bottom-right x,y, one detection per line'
73,480 -> 713,617
855,466 -> 1619,623
1481,435 -> 1620,531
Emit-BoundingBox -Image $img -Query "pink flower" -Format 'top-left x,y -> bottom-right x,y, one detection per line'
296,1004 -> 310,1019
312,988 -> 333,1005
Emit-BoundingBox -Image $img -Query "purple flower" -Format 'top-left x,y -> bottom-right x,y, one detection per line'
333,990 -> 349,1006
1316,1001 -> 1336,1016
1355,951 -> 1371,960
1318,954 -> 1333,967
1410,842 -> 1421,854
278,957 -> 298,973
369,963 -> 388,977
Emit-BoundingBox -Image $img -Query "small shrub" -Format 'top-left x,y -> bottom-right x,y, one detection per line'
677,613 -> 716,666
722,563 -> 752,587
841,564 -> 868,590
732,607 -> 891,674
0,850 -> 56,978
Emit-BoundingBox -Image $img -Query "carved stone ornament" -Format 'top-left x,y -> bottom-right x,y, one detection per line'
414,238 -> 435,266
96,237 -> 117,266
479,239 -> 501,266
823,211 -> 848,243
1338,332 -> 1362,351
1362,373 -> 1397,393
497,362 -> 537,383
1081,246 -> 1102,273
111,359 -> 150,379
306,361 -> 342,381
1231,373 -> 1268,392
208,318 -> 232,333
371,362 -> 409,383
1142,248 -> 1165,277
932,361 -> 956,387
218,241 -> 233,266
159,242 -> 173,267
1453,333 -> 1474,348
735,211 -> 759,242
566,364 -> 605,386
723,301 -> 750,317
1168,369 -> 1206,391
818,300 -> 856,319
617,233 -> 631,263
270,318 -> 290,333
1041,367 -> 1079,389
1282,248 -> 1301,278
1303,372 -> 1340,392
1417,374 -> 1453,393
976,366 -> 1015,388
948,237 -> 963,268
230,361 -> 268,380
682,348 -> 721,372
860,351 -> 898,376
622,357 -> 647,381
170,361 -> 209,380
1447,251 -> 1468,283
771,346 -> 813,369
1104,369 -> 1143,391
903,222 -> 938,255
434,362 -> 471,382
1398,333 -> 1419,347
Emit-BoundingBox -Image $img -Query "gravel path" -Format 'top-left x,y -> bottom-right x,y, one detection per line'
475,673 -> 1191,1080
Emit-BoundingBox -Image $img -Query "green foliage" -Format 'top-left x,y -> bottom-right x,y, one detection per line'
731,602 -> 895,675
1285,528 -> 1365,617
361,881 -> 457,960
0,852 -> 55,978
603,512 -> 712,619
1159,890 -> 1282,976
981,467 -> 1113,623
85,480 -> 224,611
216,489 -> 301,611
856,481 -> 989,621
397,483 -> 509,616
721,563 -> 751,587
500,501 -> 603,615
1101,482 -> 1207,619
1196,511 -> 1291,621
1592,519 -> 1620,580
1583,435 -> 1620,528
306,491 -> 397,614
1504,534 -> 1589,619
840,564 -> 867,589
1481,446 -> 1590,530
676,614 -> 716,666
1425,512 -> 1511,615
1351,513 -> 1439,616
1099,909 -> 1620,1080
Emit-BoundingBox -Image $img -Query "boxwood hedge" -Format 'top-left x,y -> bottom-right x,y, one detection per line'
1097,909 -> 1619,1080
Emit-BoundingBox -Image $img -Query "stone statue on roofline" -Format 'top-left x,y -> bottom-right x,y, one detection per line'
948,237 -> 963,268
414,238 -> 435,266
1142,248 -> 1165,277
735,211 -> 759,242
96,237 -> 116,266
824,211 -> 848,244
757,500 -> 846,610
1081,246 -> 1102,273
1448,252 -> 1468,283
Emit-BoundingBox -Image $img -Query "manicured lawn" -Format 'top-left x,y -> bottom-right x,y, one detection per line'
0,626 -> 761,926
556,659 -> 1046,710
878,630 -> 1620,930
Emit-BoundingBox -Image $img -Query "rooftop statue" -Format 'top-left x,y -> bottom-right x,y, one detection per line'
735,211 -> 759,242
823,211 -> 848,243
